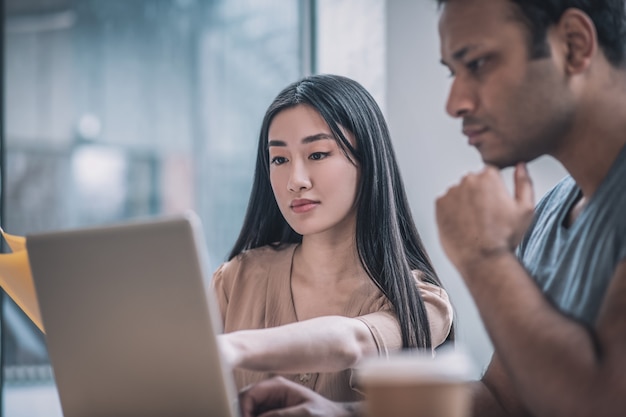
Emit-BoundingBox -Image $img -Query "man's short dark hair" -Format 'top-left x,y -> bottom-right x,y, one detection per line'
437,0 -> 626,67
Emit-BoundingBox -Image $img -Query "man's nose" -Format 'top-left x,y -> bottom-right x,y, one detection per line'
446,76 -> 477,118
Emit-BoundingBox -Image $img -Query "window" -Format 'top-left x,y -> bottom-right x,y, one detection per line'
316,0 -> 385,110
2,0 -> 387,414
3,0 -> 303,414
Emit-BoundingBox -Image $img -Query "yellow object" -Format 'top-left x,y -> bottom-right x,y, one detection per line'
0,228 -> 44,333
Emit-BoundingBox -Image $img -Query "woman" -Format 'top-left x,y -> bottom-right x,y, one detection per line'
212,74 -> 453,401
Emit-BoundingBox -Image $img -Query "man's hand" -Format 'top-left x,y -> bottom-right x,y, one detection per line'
435,163 -> 535,275
239,376 -> 361,417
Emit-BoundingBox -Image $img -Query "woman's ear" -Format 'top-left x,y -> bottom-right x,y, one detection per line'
553,8 -> 598,75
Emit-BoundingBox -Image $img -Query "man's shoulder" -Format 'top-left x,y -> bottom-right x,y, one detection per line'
517,176 -> 575,254
523,175 -> 577,228
536,175 -> 577,211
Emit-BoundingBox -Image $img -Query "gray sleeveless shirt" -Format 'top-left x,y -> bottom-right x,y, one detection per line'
517,145 -> 626,325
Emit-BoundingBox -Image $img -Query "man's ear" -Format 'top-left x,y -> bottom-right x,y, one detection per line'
553,8 -> 597,75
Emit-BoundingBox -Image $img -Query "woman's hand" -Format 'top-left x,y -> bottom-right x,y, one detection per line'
239,376 -> 362,417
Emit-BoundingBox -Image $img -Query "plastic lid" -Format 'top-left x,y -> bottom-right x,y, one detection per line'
356,347 -> 475,384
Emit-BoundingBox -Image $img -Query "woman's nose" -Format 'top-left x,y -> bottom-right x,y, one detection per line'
287,161 -> 312,192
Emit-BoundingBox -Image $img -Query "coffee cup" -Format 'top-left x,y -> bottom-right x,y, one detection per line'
357,348 -> 474,417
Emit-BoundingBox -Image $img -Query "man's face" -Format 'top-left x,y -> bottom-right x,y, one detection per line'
438,0 -> 576,168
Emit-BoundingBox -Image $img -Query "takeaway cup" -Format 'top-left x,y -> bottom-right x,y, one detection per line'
357,348 -> 474,417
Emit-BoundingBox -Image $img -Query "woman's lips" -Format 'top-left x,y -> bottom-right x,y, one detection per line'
290,199 -> 319,213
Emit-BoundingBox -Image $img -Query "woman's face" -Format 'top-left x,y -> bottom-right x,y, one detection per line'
267,104 -> 360,238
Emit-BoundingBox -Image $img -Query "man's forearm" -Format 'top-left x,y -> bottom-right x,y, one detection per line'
460,252 -> 604,417
472,381 -> 513,417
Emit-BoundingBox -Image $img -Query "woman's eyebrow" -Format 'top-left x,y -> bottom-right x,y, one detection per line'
302,133 -> 334,144
268,133 -> 334,147
267,139 -> 287,147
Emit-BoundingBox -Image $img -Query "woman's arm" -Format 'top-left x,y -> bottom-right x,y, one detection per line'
219,315 -> 378,373
414,275 -> 454,347
210,263 -> 229,326
219,277 -> 453,374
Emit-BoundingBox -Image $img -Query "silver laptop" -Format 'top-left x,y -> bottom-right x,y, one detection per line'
26,213 -> 240,417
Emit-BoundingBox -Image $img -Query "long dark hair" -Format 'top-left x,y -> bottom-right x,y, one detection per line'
229,74 -> 446,349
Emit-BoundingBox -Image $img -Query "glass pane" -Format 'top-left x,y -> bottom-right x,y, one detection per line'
3,0 -> 302,415
316,0 -> 386,110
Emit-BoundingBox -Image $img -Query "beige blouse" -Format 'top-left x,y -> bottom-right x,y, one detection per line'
211,244 -> 453,402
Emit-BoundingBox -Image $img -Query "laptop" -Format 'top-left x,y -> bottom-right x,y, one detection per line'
26,213 -> 240,417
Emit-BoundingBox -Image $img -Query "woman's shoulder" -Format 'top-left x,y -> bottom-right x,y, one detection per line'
213,243 -> 298,284
232,243 -> 297,266
410,270 -> 451,303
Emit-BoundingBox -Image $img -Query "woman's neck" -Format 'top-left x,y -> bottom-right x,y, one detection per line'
295,233 -> 365,286
290,234 -> 370,320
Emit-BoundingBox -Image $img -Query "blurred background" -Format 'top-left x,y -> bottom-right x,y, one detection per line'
1,1 -> 566,415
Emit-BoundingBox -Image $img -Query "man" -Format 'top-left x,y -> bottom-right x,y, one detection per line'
238,1 -> 626,416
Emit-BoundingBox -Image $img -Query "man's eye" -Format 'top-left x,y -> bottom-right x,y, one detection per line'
467,57 -> 487,73
443,65 -> 455,78
309,152 -> 329,161
270,156 -> 287,165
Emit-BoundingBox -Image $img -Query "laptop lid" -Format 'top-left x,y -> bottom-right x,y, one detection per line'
27,213 -> 239,417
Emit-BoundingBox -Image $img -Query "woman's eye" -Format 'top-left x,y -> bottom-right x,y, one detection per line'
309,152 -> 329,161
270,156 -> 288,165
